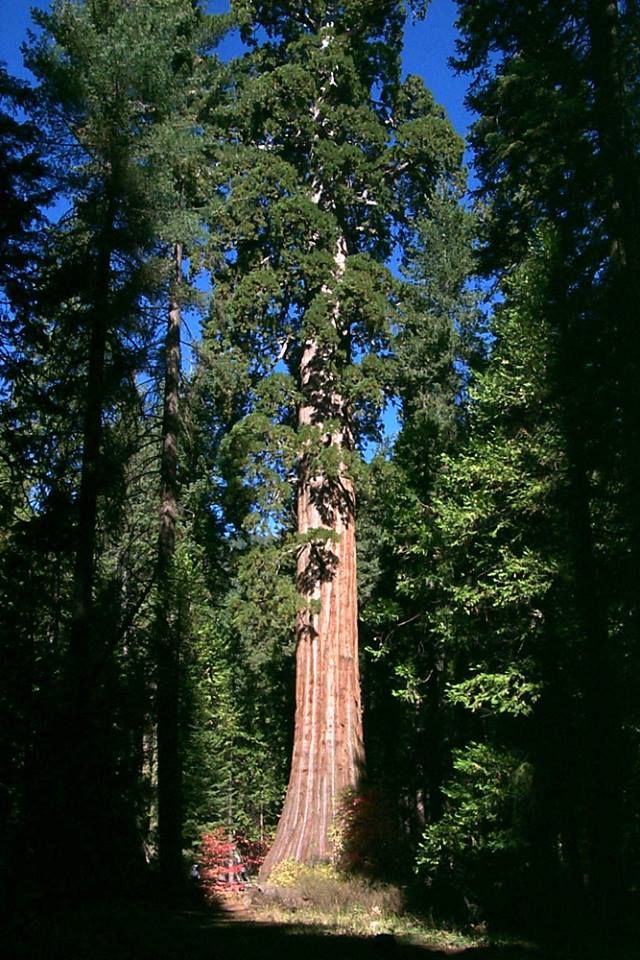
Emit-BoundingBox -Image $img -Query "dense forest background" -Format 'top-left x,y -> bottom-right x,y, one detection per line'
1,0 -> 639,943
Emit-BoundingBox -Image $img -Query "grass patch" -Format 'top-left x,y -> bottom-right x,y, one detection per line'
247,862 -> 482,951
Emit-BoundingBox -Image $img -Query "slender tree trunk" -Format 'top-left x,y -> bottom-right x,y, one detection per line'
584,1 -> 638,921
555,254 -> 624,926
563,423 -> 619,917
587,0 -> 640,564
156,242 -> 183,889
54,205 -> 115,897
260,240 -> 364,878
69,234 -> 111,671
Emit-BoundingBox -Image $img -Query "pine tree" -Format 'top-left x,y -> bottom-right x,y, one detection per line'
123,0 -> 230,892
0,70 -> 60,897
181,314 -> 297,851
413,235 -> 573,924
356,187 -> 478,870
443,0 -> 640,925
15,0 -> 220,896
0,64 -> 50,302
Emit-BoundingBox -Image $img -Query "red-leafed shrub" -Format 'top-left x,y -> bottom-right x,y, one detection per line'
197,828 -> 267,899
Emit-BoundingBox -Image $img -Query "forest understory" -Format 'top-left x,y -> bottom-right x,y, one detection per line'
4,885 -> 638,960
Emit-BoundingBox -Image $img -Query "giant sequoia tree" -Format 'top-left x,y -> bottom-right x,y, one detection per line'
203,0 -> 464,874
3,0 -> 640,941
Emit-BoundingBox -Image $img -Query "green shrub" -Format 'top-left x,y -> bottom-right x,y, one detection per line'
416,742 -> 533,922
268,859 -> 338,888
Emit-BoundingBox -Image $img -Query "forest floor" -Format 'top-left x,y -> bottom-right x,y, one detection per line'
3,890 -> 634,960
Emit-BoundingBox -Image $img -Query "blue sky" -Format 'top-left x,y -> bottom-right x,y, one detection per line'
1,0 -> 472,136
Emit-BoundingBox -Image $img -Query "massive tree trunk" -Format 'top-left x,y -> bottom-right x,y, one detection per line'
260,239 -> 364,877
156,242 -> 184,889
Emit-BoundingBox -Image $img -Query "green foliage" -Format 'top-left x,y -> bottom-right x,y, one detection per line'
230,539 -> 299,661
204,0 -> 465,481
0,64 -> 50,298
0,0 -> 234,900
431,244 -> 565,647
417,743 -> 532,880
196,8 -> 469,887
357,223 -> 581,925
446,667 -> 540,719
435,4 -> 640,927
175,531 -> 290,847
268,859 -> 339,888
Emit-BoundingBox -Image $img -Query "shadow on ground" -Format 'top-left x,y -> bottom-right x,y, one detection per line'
0,897 -> 610,960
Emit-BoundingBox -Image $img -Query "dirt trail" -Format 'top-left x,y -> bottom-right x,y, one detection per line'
3,896 -> 561,960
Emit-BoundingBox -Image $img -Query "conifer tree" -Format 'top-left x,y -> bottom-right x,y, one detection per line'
17,0 -> 221,895
443,0 -> 640,925
0,64 -> 50,301
126,0 -> 229,892
413,236 -> 572,923
357,188 -> 478,867
204,0 -> 463,873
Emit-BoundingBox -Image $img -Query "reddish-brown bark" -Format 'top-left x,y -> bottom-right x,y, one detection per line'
260,280 -> 364,876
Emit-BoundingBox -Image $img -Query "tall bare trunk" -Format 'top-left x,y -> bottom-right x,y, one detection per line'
69,234 -> 111,671
157,243 -> 183,888
57,203 -> 115,897
260,239 -> 364,877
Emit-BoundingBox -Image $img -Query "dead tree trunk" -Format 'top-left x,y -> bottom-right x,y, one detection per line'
260,239 -> 364,878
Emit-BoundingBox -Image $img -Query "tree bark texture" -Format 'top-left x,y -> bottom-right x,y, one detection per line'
156,242 -> 184,888
260,240 -> 364,877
